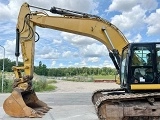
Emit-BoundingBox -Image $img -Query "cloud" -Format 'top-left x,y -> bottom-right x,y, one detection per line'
139,0 -> 158,11
35,44 -> 60,59
110,5 -> 146,32
107,0 -> 158,12
53,39 -> 62,44
62,51 -> 72,58
61,32 -> 97,46
107,0 -> 138,12
51,60 -> 56,67
129,34 -> 142,43
0,22 -> 15,35
87,57 -> 99,63
0,2 -> 16,21
106,0 -> 159,37
101,60 -> 115,68
37,50 -> 60,59
81,43 -> 107,58
59,63 -> 64,67
35,30 -> 108,67
2,39 -> 23,62
4,39 -> 15,55
61,32 -> 108,57
74,60 -> 87,67
0,0 -> 98,22
145,9 -> 160,35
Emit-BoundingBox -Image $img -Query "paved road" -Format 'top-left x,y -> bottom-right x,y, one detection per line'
0,92 -> 98,120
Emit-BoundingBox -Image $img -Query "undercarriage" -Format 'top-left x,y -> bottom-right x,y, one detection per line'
92,89 -> 160,120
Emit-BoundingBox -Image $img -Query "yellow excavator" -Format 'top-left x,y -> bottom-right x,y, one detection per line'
3,2 -> 160,120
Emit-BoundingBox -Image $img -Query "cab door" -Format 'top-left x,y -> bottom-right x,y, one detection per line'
129,44 -> 160,90
130,45 -> 155,84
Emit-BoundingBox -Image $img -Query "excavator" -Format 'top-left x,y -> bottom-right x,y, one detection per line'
3,2 -> 160,120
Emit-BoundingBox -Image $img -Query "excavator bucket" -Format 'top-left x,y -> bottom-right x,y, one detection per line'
3,75 -> 51,118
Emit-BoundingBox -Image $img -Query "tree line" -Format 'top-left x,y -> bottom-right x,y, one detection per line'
0,58 -> 23,72
34,61 -> 116,76
0,59 -> 116,76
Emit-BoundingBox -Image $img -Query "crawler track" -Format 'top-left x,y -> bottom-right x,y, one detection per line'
92,89 -> 160,120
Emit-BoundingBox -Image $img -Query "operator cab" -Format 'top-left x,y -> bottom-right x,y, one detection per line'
120,42 -> 160,90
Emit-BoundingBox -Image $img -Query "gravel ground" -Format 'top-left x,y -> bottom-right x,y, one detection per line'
54,80 -> 120,93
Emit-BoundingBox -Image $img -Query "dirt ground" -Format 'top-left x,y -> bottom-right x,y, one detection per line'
54,80 -> 120,93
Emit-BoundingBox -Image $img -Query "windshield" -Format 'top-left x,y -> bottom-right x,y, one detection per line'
132,46 -> 152,66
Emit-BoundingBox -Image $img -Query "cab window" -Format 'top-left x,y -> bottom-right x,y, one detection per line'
156,44 -> 160,72
131,46 -> 154,83
132,46 -> 152,66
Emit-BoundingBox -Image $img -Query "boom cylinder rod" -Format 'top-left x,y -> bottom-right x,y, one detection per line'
102,27 -> 115,49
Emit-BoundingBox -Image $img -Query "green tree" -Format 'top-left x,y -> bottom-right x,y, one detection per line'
34,61 -> 48,76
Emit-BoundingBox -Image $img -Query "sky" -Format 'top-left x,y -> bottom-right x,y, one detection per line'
0,0 -> 160,68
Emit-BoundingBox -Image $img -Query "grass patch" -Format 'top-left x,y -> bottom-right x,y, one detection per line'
65,75 -> 116,82
44,84 -> 57,91
47,79 -> 57,84
33,78 -> 57,92
92,75 -> 115,80
3,79 -> 13,93
0,75 -> 57,93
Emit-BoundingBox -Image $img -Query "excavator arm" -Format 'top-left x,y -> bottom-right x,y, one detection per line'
3,2 -> 128,118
